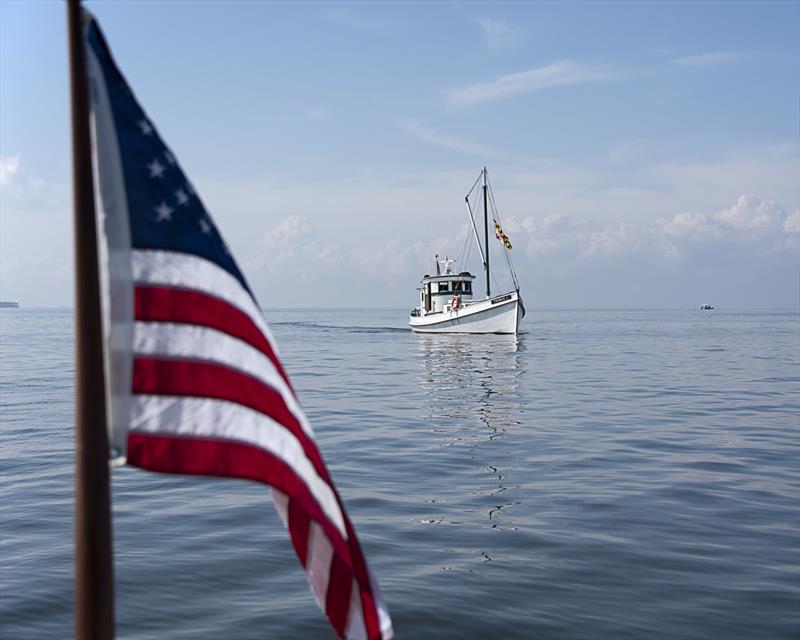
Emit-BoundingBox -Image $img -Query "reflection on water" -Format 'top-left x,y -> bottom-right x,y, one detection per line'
415,334 -> 526,539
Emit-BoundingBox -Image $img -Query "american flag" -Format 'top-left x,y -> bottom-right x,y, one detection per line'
83,13 -> 392,640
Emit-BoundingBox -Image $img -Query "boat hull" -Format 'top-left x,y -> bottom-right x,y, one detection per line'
409,291 -> 521,334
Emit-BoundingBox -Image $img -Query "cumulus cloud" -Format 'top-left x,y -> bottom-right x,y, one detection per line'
446,61 -> 610,106
503,214 -> 648,263
490,194 -> 795,275
249,214 -> 342,272
782,210 -> 800,235
662,195 -> 787,238
716,195 -> 784,230
579,223 -> 641,259
352,238 -> 428,276
499,212 -> 575,258
0,155 -> 20,189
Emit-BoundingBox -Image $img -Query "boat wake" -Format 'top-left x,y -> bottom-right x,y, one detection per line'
268,321 -> 410,335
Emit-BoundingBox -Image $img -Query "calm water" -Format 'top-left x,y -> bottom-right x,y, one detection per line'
1,308 -> 799,639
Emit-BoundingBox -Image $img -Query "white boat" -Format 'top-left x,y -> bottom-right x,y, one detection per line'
701,303 -> 714,310
409,168 -> 525,334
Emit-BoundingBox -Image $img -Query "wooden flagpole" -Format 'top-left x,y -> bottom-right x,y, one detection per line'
66,0 -> 115,637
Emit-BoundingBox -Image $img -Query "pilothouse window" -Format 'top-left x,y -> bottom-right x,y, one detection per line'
439,282 -> 449,292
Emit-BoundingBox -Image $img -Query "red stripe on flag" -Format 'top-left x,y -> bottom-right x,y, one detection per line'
288,499 -> 311,568
132,358 -> 327,479
326,553 -> 354,637
134,285 -> 292,391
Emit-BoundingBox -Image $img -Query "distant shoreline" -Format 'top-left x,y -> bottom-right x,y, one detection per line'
0,301 -> 19,308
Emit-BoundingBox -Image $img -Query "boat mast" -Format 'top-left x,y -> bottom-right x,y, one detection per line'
483,167 -> 490,298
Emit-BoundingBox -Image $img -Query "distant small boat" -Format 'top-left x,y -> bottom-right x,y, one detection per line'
700,303 -> 714,310
0,301 -> 19,308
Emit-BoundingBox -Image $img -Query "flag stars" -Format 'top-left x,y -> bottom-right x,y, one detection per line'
164,150 -> 176,166
154,201 -> 174,222
198,218 -> 212,235
175,188 -> 189,206
138,119 -> 153,136
148,158 -> 166,178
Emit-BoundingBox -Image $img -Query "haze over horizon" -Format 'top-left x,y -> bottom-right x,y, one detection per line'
1,1 -> 798,310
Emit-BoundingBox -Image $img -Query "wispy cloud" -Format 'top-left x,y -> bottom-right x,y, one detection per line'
402,120 -> 505,159
446,61 -> 610,107
323,7 -> 385,31
475,17 -> 518,50
671,51 -> 742,67
298,106 -> 330,121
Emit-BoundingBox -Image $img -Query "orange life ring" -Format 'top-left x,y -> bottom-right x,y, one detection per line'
451,295 -> 461,311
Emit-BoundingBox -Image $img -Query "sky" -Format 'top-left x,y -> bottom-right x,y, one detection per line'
1,0 -> 798,309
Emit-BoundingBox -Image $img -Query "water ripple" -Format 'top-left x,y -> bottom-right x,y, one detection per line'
1,308 -> 798,639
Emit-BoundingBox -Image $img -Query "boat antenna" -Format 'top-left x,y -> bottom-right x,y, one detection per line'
483,167 -> 490,298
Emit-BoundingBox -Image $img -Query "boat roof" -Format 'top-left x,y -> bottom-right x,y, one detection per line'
420,272 -> 475,283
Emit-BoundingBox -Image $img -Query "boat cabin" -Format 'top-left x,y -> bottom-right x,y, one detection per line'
412,272 -> 476,317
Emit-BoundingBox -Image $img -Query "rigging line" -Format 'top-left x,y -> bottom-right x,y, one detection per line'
465,216 -> 476,273
460,193 -> 475,273
465,192 -> 486,269
465,170 -> 483,201
456,222 -> 472,273
487,176 -> 520,291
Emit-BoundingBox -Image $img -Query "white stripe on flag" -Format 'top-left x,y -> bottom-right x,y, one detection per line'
345,580 -> 368,640
133,321 -> 314,438
131,249 -> 281,357
130,394 -> 346,537
306,520 -> 335,609
372,568 -> 394,639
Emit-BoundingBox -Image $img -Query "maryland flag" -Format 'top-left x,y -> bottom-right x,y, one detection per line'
493,218 -> 512,250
